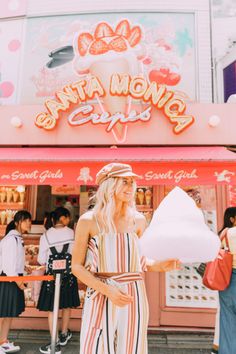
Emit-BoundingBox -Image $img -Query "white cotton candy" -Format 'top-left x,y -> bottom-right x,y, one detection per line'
139,187 -> 220,263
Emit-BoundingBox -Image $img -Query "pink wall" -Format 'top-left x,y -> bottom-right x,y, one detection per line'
0,0 -> 27,19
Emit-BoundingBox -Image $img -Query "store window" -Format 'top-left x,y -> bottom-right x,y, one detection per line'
136,186 -> 153,224
0,185 -> 27,230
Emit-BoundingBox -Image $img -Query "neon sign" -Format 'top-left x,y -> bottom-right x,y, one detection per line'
35,73 -> 194,135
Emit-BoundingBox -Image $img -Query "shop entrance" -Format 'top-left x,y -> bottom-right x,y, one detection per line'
0,182 -> 228,329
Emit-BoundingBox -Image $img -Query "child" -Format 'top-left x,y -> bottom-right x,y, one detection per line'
0,210 -> 32,353
37,207 -> 80,354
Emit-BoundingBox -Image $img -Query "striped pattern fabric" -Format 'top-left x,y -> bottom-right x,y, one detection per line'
85,233 -> 147,273
80,273 -> 149,354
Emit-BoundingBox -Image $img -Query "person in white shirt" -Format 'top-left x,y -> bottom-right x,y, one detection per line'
37,207 -> 80,354
0,210 -> 32,354
64,197 -> 75,228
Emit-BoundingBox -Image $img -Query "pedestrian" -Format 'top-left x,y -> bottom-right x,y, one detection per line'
218,207 -> 236,354
37,207 -> 80,354
0,210 -> 32,354
64,197 -> 75,229
72,162 -> 180,354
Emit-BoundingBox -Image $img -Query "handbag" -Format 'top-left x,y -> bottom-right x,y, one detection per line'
196,262 -> 206,278
202,228 -> 233,291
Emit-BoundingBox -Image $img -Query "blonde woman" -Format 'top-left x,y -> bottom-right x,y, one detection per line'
72,163 -> 180,354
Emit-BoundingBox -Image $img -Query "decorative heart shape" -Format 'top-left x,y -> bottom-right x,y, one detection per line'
149,70 -> 167,84
160,67 -> 170,75
165,73 -> 181,86
143,57 -> 152,65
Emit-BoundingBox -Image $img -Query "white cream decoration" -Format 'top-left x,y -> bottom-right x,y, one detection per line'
139,187 -> 220,263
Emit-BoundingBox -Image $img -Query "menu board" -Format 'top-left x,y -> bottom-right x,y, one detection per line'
166,265 -> 218,308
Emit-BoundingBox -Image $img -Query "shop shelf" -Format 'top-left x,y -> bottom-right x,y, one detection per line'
0,225 -> 6,234
0,202 -> 24,210
136,206 -> 153,212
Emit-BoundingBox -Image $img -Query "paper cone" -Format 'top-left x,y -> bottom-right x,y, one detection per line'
19,192 -> 25,203
137,188 -> 145,205
6,189 -> 13,203
145,189 -> 152,206
89,57 -> 129,142
13,191 -> 19,203
0,191 -> 6,203
0,211 -> 6,225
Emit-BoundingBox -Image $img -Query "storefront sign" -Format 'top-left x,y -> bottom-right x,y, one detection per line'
35,74 -> 194,136
0,162 -> 235,185
34,19 -> 195,142
51,185 -> 80,195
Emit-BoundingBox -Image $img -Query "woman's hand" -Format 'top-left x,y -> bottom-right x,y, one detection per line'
148,259 -> 181,272
24,265 -> 32,274
104,285 -> 133,307
16,281 -> 27,290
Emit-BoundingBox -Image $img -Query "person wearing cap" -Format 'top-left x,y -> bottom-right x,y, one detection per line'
72,163 -> 180,354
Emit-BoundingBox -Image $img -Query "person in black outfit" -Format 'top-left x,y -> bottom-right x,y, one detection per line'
37,207 -> 80,354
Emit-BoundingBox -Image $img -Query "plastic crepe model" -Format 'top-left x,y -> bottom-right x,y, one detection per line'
139,187 -> 221,263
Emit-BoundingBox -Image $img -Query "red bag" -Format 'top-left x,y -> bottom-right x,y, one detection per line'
203,228 -> 233,291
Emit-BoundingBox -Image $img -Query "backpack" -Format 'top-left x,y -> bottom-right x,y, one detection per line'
44,234 -> 75,293
47,243 -> 72,277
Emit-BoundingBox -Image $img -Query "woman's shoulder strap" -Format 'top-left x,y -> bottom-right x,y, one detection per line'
220,227 -> 230,249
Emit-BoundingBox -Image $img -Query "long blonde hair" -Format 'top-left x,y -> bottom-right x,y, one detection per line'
93,177 -> 137,235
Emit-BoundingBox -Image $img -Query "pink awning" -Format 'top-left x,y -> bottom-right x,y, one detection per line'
0,146 -> 235,185
0,146 -> 235,162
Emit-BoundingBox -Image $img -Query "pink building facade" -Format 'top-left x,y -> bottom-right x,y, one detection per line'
1,0 -> 236,330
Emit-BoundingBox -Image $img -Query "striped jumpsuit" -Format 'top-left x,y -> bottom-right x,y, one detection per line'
80,230 -> 149,354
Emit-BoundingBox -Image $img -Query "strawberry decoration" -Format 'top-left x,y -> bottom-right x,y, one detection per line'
76,20 -> 142,57
94,22 -> 114,39
115,19 -> 131,39
77,33 -> 93,56
89,39 -> 110,55
128,26 -> 142,47
109,37 -> 127,52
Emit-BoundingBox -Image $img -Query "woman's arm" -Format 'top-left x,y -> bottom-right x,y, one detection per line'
2,237 -> 26,289
72,214 -> 133,307
137,212 -> 180,272
146,258 -> 180,272
37,234 -> 48,265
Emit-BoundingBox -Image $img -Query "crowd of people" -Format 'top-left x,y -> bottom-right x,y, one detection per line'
0,163 -> 235,354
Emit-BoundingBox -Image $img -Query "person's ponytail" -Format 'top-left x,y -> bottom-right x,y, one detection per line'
44,211 -> 54,230
5,220 -> 16,235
